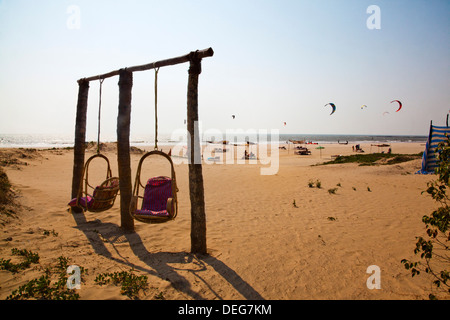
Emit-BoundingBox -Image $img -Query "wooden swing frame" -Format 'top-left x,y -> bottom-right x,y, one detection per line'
70,48 -> 213,254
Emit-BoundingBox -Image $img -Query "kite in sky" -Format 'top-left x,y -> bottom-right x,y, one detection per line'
325,103 -> 336,115
391,100 -> 402,112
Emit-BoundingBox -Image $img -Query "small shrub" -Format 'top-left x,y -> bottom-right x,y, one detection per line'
95,271 -> 149,299
401,138 -> 450,299
43,229 -> 58,237
328,188 -> 338,194
154,292 -> 165,300
0,248 -> 40,273
7,274 -> 80,300
6,255 -> 84,300
315,180 -> 322,188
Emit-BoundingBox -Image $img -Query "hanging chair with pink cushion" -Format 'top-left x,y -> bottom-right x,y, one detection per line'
130,150 -> 178,224
68,153 -> 119,213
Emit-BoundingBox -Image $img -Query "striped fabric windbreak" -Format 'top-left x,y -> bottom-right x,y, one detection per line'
417,125 -> 450,174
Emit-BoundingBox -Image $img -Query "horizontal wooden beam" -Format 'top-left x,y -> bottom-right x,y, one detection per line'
78,47 -> 214,83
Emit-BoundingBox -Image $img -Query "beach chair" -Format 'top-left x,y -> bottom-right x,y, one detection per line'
295,147 -> 311,155
130,150 -> 178,224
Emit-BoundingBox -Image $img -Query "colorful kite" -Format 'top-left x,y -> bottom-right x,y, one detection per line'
391,100 -> 402,112
325,103 -> 336,115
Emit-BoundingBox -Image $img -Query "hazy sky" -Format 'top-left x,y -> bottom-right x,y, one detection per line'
0,0 -> 449,140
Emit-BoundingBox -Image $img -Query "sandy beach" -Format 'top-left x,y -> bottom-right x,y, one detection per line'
0,141 -> 443,300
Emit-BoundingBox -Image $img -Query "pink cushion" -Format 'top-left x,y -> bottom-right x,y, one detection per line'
134,176 -> 172,217
134,209 -> 169,217
68,196 -> 92,208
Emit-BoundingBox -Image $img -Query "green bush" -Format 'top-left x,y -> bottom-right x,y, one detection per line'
0,248 -> 39,273
7,274 -> 80,300
95,271 -> 149,299
321,153 -> 422,166
401,138 -> 450,300
6,255 -> 83,300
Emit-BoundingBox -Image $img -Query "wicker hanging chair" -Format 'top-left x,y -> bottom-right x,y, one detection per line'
130,150 -> 178,224
69,153 -> 120,212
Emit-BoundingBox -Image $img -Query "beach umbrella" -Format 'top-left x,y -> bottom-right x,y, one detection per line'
316,146 -> 325,158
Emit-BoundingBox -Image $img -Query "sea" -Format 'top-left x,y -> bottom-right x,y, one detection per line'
0,133 -> 428,149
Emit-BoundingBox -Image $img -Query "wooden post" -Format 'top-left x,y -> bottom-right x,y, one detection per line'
117,69 -> 134,231
71,79 -> 90,213
187,52 -> 207,254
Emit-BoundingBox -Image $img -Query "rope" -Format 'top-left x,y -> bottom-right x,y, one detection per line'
97,79 -> 105,154
154,67 -> 160,150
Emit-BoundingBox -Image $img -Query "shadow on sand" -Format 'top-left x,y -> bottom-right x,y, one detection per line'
71,211 -> 263,300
